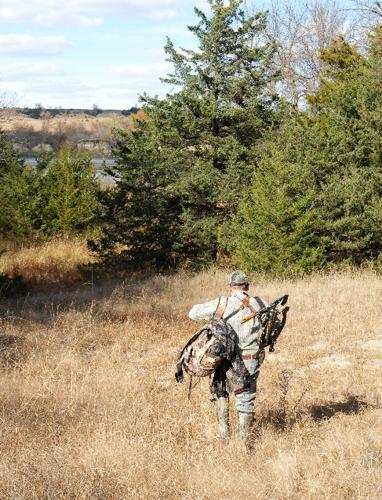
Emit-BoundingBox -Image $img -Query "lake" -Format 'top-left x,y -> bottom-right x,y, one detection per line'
22,157 -> 116,170
22,157 -> 117,186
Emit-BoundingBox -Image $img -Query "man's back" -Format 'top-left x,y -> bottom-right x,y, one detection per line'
189,291 -> 267,354
187,270 -> 268,442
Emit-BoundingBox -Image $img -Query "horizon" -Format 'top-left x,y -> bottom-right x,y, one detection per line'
0,0 -> 210,110
0,0 -> 356,110
9,105 -> 139,112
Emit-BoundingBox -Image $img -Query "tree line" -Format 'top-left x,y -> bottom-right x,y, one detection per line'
0,143 -> 100,242
2,0 -> 382,276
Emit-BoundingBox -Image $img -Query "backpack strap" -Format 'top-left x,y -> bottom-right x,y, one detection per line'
239,296 -> 266,325
217,293 -> 259,323
254,295 -> 266,310
213,296 -> 228,319
224,297 -> 248,322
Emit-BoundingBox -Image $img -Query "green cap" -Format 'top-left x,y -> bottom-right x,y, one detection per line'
228,270 -> 249,286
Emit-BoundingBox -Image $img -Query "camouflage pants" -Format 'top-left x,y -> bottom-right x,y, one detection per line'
213,358 -> 260,415
234,358 -> 260,414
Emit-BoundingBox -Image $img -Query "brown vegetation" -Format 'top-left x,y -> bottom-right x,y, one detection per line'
0,246 -> 381,498
1,110 -> 131,153
0,238 -> 94,287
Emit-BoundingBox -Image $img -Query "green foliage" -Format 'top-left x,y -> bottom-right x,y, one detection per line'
0,131 -> 19,178
93,0 -> 278,270
235,33 -> 382,275
0,167 -> 36,240
0,140 -> 100,242
0,132 -> 36,240
38,149 -> 101,235
89,123 -> 182,269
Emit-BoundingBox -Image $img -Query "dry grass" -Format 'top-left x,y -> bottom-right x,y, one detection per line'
0,268 -> 381,499
1,110 -> 133,153
1,112 -> 130,138
0,238 -> 94,287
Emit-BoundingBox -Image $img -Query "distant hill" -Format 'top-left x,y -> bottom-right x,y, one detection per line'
18,106 -> 139,120
0,107 -> 142,156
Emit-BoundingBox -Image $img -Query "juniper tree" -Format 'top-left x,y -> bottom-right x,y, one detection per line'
91,0 -> 278,269
0,131 -> 19,178
235,32 -> 382,274
0,144 -> 100,243
39,148 -> 101,236
0,132 -> 35,241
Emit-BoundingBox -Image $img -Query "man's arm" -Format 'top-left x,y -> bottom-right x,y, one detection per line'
188,297 -> 220,321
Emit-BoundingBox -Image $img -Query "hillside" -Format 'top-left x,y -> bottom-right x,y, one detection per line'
0,107 -> 140,156
0,247 -> 381,498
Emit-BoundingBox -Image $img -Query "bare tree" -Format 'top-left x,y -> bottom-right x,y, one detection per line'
267,0 -> 356,107
351,0 -> 382,17
348,1 -> 382,43
0,92 -> 19,127
0,91 -> 18,108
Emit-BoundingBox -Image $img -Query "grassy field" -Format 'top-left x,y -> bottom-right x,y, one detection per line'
0,238 -> 95,287
0,110 -> 133,153
0,244 -> 381,499
1,111 -> 130,137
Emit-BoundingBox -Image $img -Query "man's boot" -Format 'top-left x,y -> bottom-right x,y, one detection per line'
238,412 -> 253,442
214,397 -> 229,440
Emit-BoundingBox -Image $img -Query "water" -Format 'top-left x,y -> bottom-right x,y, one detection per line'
22,157 -> 116,171
22,157 -> 117,185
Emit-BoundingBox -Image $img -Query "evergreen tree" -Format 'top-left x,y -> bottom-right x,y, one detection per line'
38,148 -> 101,235
89,121 -> 182,269
0,131 -> 19,178
0,132 -> 36,241
91,0 -> 278,269
0,145 -> 100,242
235,32 -> 382,274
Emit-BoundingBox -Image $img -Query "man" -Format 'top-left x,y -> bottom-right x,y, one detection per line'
188,270 -> 267,441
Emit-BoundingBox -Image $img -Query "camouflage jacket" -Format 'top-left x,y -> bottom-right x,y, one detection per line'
189,291 -> 267,355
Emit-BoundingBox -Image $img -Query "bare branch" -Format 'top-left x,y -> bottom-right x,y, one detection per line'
351,0 -> 382,17
267,0 -> 356,107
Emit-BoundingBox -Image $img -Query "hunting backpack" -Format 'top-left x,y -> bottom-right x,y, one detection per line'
175,294 -> 289,395
175,296 -> 255,397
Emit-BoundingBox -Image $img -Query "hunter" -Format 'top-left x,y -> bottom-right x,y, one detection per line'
188,271 -> 267,441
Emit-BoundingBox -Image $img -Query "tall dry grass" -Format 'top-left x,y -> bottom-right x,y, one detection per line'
2,112 -> 130,139
0,268 -> 381,499
0,238 -> 94,287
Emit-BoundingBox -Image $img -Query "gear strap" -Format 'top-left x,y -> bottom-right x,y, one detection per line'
240,295 -> 266,324
213,296 -> 229,319
224,295 -> 252,322
254,296 -> 266,309
214,294 -> 265,324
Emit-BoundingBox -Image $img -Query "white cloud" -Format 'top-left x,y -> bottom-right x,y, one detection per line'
0,59 -> 173,108
149,8 -> 177,21
29,80 -> 92,96
0,0 -> 189,27
0,0 -> 208,108
0,61 -> 63,80
143,47 -> 166,58
109,62 -> 172,78
0,34 -> 71,56
77,16 -> 104,27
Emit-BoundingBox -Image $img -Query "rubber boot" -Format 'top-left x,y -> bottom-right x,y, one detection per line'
214,397 -> 229,440
238,412 -> 253,442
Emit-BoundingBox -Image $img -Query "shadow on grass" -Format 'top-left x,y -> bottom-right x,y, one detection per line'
0,276 -> 142,325
257,394 -> 371,432
309,395 -> 369,421
0,334 -> 24,368
0,264 -> 181,327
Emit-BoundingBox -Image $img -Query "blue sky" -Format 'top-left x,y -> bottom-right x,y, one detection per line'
0,0 -> 212,109
0,0 -> 355,109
